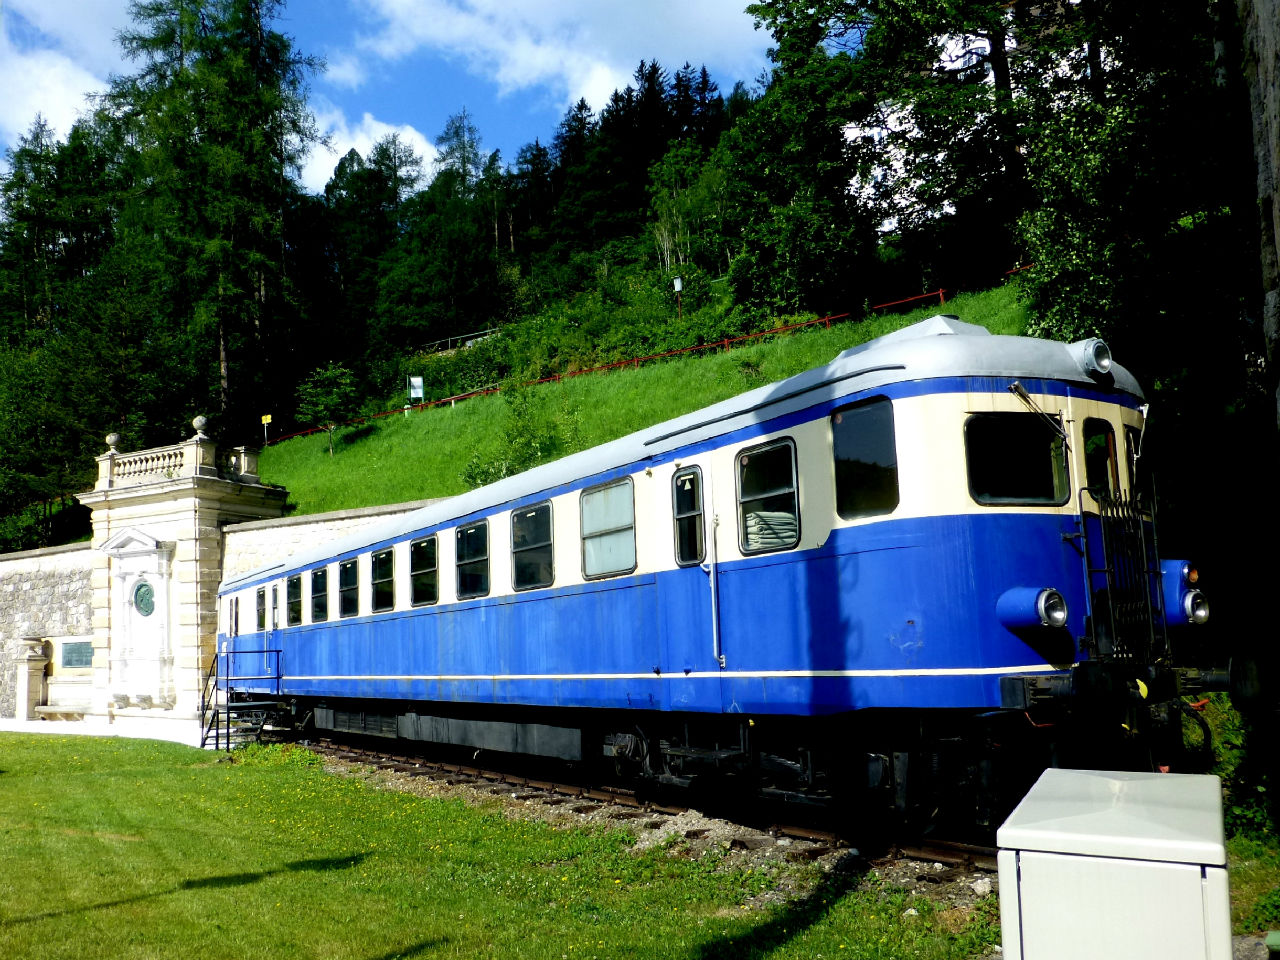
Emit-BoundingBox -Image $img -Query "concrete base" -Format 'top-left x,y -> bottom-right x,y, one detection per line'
0,712 -> 202,747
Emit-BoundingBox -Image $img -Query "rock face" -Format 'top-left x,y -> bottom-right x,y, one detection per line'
1239,0 -> 1280,421
0,545 -> 93,718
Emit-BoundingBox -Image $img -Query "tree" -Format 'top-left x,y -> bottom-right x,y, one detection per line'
434,108 -> 483,197
296,363 -> 359,456
105,0 -> 321,432
722,32 -> 875,313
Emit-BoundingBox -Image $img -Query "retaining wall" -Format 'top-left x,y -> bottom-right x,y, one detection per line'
0,543 -> 93,718
220,499 -> 443,581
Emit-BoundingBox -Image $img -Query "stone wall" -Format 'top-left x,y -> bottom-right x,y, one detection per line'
0,494 -> 449,730
0,543 -> 93,718
221,499 -> 443,581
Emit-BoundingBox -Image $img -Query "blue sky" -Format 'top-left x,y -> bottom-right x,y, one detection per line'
0,0 -> 773,193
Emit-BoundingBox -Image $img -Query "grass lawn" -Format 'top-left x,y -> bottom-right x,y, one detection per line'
0,735 -> 999,960
260,286 -> 1026,516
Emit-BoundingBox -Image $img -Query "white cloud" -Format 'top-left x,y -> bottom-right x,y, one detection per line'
346,0 -> 768,113
325,50 -> 369,89
0,40 -> 106,152
0,1 -> 132,152
6,0 -> 130,75
299,104 -> 438,193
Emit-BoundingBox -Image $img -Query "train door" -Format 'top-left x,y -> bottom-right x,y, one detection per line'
266,583 -> 282,693
658,462 -> 724,713
1079,410 -> 1163,665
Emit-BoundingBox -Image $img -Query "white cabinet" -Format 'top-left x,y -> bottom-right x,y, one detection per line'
997,768 -> 1231,960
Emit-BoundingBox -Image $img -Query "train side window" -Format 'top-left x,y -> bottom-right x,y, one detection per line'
832,397 -> 898,520
311,568 -> 328,623
737,439 -> 800,553
1083,418 -> 1119,499
228,597 -> 239,637
965,412 -> 1069,505
256,588 -> 266,631
512,502 -> 554,591
339,560 -> 358,618
581,479 -> 636,579
286,575 -> 302,626
410,537 -> 438,606
272,585 -> 280,628
371,549 -> 394,612
457,522 -> 490,599
672,467 -> 704,565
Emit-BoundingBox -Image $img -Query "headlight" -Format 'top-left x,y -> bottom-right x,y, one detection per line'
1162,559 -> 1208,627
998,586 -> 1069,631
1036,589 -> 1069,628
1183,590 -> 1209,625
1075,338 -> 1113,378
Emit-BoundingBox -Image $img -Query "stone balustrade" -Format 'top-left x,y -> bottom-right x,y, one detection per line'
95,417 -> 261,490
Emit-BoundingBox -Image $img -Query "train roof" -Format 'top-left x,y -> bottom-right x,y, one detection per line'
220,315 -> 1142,592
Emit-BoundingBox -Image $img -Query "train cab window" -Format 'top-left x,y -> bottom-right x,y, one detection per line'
1083,418 -> 1120,499
410,537 -> 438,606
965,412 -> 1069,505
512,503 -> 554,591
371,549 -> 394,612
228,597 -> 239,637
339,560 -> 358,618
457,522 -> 490,599
256,588 -> 266,631
672,467 -> 704,565
581,479 -> 636,579
311,568 -> 328,623
738,439 -> 800,553
286,575 -> 302,626
832,397 -> 898,519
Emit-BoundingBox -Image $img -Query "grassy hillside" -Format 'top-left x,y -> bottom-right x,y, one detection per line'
260,285 -> 1025,515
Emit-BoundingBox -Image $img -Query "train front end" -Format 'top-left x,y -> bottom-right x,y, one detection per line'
983,336 -> 1222,770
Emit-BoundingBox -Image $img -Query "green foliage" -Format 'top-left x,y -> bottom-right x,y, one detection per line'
1206,694 -> 1275,839
232,742 -> 326,769
458,383 -> 575,488
296,363 -> 359,456
1244,885 -> 1280,932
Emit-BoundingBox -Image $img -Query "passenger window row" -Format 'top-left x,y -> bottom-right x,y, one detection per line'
235,397 -> 900,632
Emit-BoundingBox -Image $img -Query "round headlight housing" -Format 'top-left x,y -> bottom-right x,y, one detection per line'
1183,590 -> 1210,625
1036,588 -> 1069,628
1078,338 -> 1113,377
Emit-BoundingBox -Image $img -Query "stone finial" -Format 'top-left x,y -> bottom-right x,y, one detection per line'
105,433 -> 121,453
192,416 -> 208,440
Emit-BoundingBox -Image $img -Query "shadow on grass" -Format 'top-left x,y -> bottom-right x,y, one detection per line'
5,852 -> 370,925
339,423 -> 380,447
693,852 -> 868,959
365,939 -> 449,960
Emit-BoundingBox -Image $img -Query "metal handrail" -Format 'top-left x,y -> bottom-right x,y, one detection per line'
203,646 -> 283,751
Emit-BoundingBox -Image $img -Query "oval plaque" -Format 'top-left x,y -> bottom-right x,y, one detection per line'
134,581 -> 155,617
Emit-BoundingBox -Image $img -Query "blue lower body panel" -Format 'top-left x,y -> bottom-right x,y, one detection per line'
224,512 -> 1082,716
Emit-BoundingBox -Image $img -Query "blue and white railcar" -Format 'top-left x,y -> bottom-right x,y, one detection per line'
217,316 -> 1213,799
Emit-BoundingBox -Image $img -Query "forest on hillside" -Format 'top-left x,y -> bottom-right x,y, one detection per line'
0,0 -> 1275,555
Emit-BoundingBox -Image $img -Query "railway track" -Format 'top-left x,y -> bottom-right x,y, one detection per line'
293,735 -> 998,870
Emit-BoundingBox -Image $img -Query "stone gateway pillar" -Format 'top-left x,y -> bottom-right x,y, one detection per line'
76,419 -> 288,743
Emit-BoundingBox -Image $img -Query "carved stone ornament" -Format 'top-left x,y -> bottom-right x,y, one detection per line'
133,581 -> 156,617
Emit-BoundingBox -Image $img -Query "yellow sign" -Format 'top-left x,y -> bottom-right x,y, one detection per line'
261,414 -> 273,425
